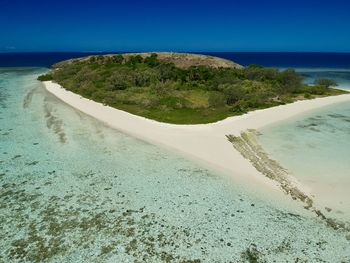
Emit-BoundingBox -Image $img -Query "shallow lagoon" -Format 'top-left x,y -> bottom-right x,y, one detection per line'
0,68 -> 349,262
258,101 -> 350,222
296,68 -> 350,90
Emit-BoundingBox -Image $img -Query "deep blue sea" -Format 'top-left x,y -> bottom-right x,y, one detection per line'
1,51 -> 350,68
210,53 -> 350,89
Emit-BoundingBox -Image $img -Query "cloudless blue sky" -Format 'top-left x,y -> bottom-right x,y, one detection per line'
1,0 -> 350,52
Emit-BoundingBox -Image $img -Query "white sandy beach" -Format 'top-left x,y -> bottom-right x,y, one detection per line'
43,81 -> 350,206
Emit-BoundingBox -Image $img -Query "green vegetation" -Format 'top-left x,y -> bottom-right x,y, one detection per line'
37,74 -> 53,81
39,53 -> 346,124
314,78 -> 338,88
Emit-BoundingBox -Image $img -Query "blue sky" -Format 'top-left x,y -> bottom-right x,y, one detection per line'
1,0 -> 350,52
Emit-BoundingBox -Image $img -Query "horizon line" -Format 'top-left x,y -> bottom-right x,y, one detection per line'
1,50 -> 350,54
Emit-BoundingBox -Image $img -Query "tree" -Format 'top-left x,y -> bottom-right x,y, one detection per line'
245,67 -> 279,81
89,56 -> 96,63
187,66 -> 212,81
133,72 -> 150,87
314,78 -> 337,88
152,80 -> 176,96
158,63 -> 177,81
95,55 -> 105,63
108,72 -> 130,90
112,54 -> 124,64
144,53 -> 159,67
279,69 -> 304,93
127,55 -> 143,65
220,84 -> 245,105
37,74 -> 53,81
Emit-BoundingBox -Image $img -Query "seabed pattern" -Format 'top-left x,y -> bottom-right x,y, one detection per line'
0,68 -> 349,262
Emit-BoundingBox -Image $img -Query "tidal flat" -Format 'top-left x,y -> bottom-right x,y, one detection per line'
0,68 -> 349,262
257,101 -> 350,222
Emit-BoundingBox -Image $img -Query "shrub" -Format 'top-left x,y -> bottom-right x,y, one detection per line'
80,82 -> 96,97
279,69 -> 304,93
133,72 -> 150,87
108,71 -> 133,90
112,54 -> 124,64
89,56 -> 96,63
314,78 -> 337,88
95,55 -> 105,63
151,80 -> 176,96
307,85 -> 327,95
144,53 -> 159,67
231,101 -> 248,114
127,55 -> 143,65
158,63 -> 177,81
37,74 -> 53,81
220,84 -> 245,105
304,92 -> 312,99
187,66 -> 212,81
244,66 -> 278,81
208,92 -> 226,107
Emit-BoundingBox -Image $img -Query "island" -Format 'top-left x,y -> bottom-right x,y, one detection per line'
38,52 -> 345,124
40,53 -> 350,229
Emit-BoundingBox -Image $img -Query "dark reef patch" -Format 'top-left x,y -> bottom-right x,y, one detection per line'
43,98 -> 67,143
12,155 -> 22,160
239,244 -> 263,262
25,161 -> 39,166
1,67 -> 350,261
23,88 -> 38,108
1,182 -> 209,262
328,113 -> 347,119
0,88 -> 7,109
1,165 -> 349,262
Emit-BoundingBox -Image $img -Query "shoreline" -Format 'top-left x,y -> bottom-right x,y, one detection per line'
42,81 -> 350,208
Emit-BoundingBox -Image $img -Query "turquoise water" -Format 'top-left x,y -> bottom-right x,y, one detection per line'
258,102 -> 350,221
1,68 -> 349,262
296,68 -> 350,90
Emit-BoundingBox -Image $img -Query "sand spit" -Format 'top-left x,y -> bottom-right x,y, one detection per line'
43,80 -> 350,227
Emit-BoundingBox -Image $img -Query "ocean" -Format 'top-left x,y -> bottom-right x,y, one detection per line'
2,52 -> 350,69
207,52 -> 350,90
0,53 -> 349,261
2,52 -> 350,90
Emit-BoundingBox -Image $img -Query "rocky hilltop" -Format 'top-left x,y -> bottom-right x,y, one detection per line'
53,52 -> 243,69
